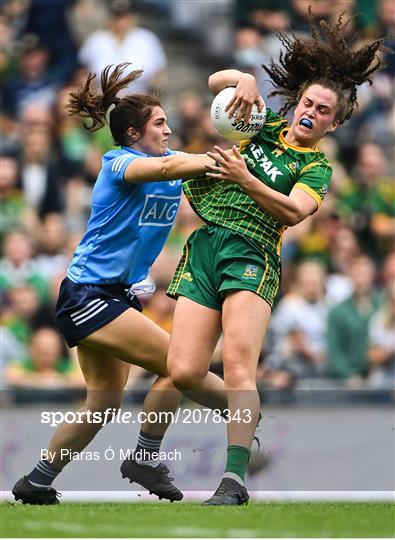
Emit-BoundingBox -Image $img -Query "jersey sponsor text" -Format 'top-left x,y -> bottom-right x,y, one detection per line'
139,195 -> 181,227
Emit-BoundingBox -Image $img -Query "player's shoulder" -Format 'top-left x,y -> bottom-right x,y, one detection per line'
310,151 -> 331,167
102,148 -> 134,168
254,108 -> 288,141
103,148 -> 128,160
314,144 -> 331,163
99,149 -> 139,183
298,149 -> 332,176
264,108 -> 288,126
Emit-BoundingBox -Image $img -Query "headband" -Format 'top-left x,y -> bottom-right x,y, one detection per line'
105,103 -> 117,125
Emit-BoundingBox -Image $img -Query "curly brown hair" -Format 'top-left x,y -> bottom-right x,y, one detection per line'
263,9 -> 388,123
67,63 -> 161,146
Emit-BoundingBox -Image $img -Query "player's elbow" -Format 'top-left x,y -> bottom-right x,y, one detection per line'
208,74 -> 216,93
281,212 -> 302,227
159,155 -> 174,180
284,203 -> 315,226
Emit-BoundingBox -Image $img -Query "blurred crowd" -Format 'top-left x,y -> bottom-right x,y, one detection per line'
1,0 -> 394,399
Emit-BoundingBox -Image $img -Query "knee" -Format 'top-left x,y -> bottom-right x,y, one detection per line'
153,376 -> 177,391
224,364 -> 255,390
169,365 -> 208,391
85,391 -> 123,419
222,349 -> 257,390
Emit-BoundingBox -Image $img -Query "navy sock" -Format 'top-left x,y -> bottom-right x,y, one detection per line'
27,459 -> 61,487
134,431 -> 163,462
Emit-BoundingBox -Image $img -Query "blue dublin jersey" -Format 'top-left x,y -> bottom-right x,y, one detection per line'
67,146 -> 182,285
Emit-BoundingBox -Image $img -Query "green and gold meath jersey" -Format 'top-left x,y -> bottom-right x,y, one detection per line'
183,108 -> 332,255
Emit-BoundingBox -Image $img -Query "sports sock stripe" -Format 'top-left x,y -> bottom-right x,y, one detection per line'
138,434 -> 162,443
37,463 -> 56,476
139,434 -> 162,443
27,459 -> 61,487
36,461 -> 58,479
135,430 -> 163,462
138,437 -> 161,445
36,461 -> 57,474
136,441 -> 161,448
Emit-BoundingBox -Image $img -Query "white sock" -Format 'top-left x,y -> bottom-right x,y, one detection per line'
223,471 -> 245,486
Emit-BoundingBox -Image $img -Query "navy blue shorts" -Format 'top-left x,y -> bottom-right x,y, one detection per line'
55,277 -> 142,348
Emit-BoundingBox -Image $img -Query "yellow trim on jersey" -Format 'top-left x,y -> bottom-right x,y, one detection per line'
257,251 -> 269,295
300,161 -> 322,175
265,119 -> 288,126
174,241 -> 190,290
276,225 -> 287,256
238,140 -> 251,152
279,129 -> 318,153
294,182 -> 322,206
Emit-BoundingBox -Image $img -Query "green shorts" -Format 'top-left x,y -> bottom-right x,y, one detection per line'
167,225 -> 281,311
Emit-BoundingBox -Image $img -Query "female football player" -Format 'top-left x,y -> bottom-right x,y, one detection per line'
167,12 -> 387,505
12,63 -> 228,505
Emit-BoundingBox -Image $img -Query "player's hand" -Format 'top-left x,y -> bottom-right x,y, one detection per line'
206,145 -> 251,187
225,73 -> 264,123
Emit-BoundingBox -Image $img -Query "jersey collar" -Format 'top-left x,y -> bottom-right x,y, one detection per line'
279,129 -> 318,153
120,146 -> 173,157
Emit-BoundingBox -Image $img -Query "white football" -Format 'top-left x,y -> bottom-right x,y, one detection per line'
210,87 -> 266,141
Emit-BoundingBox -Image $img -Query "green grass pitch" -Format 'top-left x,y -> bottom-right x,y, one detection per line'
1,501 -> 394,538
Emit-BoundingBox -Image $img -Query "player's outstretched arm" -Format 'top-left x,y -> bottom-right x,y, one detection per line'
123,152 -> 215,184
208,69 -> 265,122
206,145 -> 318,226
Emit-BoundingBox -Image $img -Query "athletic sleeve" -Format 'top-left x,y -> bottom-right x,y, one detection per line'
107,154 -> 138,185
294,158 -> 332,207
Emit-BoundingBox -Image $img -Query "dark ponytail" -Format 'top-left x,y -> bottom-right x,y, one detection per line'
67,63 -> 161,146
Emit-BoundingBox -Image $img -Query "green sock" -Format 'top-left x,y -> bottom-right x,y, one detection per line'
225,445 -> 251,482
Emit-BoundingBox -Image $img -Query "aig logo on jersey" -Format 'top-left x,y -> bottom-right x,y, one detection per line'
139,194 -> 181,227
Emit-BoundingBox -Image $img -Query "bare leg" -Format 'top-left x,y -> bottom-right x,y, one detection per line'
47,345 -> 130,469
139,375 -> 180,436
15,307 -> 228,503
167,297 -> 227,410
221,290 -> 271,448
84,306 -> 228,413
44,305 -> 227,472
